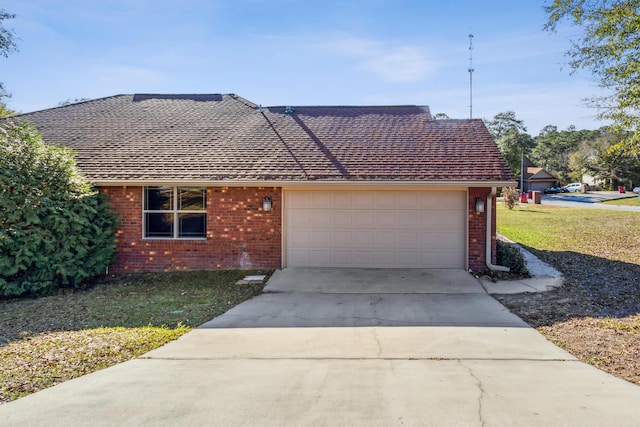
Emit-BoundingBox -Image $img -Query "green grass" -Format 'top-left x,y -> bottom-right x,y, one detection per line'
0,270 -> 268,403
496,205 -> 640,264
600,196 -> 640,206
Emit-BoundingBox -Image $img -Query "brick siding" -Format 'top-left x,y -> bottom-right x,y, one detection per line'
100,186 -> 282,272
101,186 -> 496,273
468,187 -> 495,271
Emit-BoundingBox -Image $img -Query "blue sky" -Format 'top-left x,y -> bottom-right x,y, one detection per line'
2,0 -> 607,135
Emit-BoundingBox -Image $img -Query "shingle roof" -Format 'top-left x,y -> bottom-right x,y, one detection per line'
12,94 -> 513,184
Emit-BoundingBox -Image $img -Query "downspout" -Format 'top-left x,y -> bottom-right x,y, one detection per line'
486,187 -> 510,272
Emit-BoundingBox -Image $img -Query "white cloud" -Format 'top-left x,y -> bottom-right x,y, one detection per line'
366,46 -> 433,82
325,35 -> 437,82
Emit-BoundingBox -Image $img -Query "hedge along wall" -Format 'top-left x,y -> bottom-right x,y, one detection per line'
101,186 -> 282,272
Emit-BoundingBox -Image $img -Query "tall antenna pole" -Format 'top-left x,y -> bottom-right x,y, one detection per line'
468,33 -> 474,119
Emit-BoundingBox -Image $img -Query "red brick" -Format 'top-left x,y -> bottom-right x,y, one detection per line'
101,186 -> 281,273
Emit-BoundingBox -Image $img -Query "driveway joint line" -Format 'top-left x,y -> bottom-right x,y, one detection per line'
138,356 -> 579,362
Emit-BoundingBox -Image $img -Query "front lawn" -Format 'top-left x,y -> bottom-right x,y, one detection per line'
0,270 -> 267,403
600,196 -> 640,206
495,205 -> 640,385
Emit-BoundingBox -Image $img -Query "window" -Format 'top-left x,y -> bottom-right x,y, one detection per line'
143,186 -> 206,239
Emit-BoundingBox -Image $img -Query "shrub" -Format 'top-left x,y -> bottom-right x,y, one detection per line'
0,122 -> 119,297
496,240 -> 528,274
502,187 -> 520,210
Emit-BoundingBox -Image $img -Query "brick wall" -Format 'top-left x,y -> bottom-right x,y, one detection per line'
100,186 -> 282,273
101,185 -> 498,273
468,187 -> 496,271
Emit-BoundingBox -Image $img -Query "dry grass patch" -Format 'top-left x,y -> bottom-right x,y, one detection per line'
0,270 -> 268,404
495,204 -> 640,385
0,326 -> 189,402
539,315 -> 640,385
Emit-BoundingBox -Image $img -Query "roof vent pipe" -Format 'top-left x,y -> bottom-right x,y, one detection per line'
284,106 -> 294,114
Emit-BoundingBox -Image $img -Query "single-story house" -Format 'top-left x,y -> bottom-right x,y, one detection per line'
15,94 -> 515,273
522,156 -> 559,192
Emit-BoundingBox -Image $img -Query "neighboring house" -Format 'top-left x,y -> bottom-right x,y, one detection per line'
581,173 -> 603,189
522,156 -> 559,192
14,94 -> 515,272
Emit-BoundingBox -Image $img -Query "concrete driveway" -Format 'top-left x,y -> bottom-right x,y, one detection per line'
2,268 -> 640,426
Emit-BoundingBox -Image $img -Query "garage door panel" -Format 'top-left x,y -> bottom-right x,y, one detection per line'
310,230 -> 331,245
354,231 -> 374,246
375,212 -> 396,226
311,211 -> 332,227
440,210 -> 466,228
376,192 -> 397,208
330,250 -> 353,266
396,232 -> 418,246
286,190 -> 466,269
287,192 -> 310,208
333,192 -> 353,208
355,192 -> 375,208
375,231 -> 397,246
352,251 -> 375,265
288,230 -> 311,245
398,192 -> 418,208
397,211 -> 418,227
311,192 -> 332,208
354,212 -> 375,227
333,231 -> 353,247
333,211 -> 353,227
289,211 -> 311,227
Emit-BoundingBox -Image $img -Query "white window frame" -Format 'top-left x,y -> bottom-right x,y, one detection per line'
142,186 -> 207,240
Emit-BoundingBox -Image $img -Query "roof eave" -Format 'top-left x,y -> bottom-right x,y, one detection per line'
92,179 -> 519,188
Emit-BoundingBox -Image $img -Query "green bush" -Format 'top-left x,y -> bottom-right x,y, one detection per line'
496,240 -> 528,274
0,122 -> 119,297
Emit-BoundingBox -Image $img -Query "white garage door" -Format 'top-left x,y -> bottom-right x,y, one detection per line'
285,190 -> 466,269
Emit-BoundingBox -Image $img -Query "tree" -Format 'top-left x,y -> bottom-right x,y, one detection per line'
485,111 -> 535,179
0,122 -> 119,297
0,9 -> 17,57
0,9 -> 17,108
545,0 -> 640,153
569,128 -> 640,187
531,125 -> 601,182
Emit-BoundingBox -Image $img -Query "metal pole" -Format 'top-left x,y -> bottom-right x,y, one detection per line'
468,34 -> 474,119
521,149 -> 525,192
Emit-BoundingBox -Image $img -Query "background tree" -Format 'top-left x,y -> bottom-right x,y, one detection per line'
0,122 -> 119,297
570,129 -> 640,187
545,0 -> 640,154
485,111 -> 535,179
0,8 -> 17,112
531,125 -> 601,182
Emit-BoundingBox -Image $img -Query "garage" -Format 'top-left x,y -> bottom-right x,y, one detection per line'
284,189 -> 467,269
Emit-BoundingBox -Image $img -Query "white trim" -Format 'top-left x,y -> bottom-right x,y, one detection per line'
94,179 -> 517,188
465,187 -> 470,271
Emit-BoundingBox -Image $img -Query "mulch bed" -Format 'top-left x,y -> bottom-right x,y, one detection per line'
493,250 -> 640,386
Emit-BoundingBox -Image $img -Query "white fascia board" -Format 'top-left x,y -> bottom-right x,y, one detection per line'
92,179 -> 518,188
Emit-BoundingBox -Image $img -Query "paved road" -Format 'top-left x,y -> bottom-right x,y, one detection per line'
2,268 -> 640,426
540,191 -> 640,211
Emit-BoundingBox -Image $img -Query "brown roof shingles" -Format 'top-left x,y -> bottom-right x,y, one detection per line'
13,94 -> 513,183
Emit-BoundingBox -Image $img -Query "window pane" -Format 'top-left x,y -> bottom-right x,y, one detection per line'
145,187 -> 173,210
179,187 -> 206,210
179,213 -> 206,238
145,213 -> 174,237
